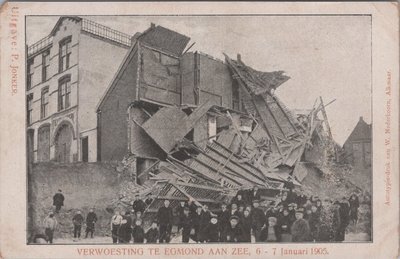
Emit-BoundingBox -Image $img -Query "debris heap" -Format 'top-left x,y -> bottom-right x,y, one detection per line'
121,54 -> 342,219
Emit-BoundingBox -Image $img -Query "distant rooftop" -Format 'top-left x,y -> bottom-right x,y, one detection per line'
27,17 -> 131,57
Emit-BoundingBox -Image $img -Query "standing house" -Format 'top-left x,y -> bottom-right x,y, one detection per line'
97,24 -> 238,162
26,16 -> 130,163
343,116 -> 372,168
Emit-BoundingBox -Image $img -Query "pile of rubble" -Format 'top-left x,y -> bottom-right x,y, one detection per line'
116,54 -> 346,220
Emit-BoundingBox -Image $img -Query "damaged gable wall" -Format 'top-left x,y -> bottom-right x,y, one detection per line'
139,46 -> 181,106
199,54 -> 233,108
98,47 -> 139,161
181,52 -> 234,108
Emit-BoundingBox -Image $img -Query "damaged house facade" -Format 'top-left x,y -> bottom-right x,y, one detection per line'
96,23 -> 338,212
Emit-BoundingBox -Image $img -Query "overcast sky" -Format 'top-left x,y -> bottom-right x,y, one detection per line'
26,15 -> 371,145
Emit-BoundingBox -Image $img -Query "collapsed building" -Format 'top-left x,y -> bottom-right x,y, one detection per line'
96,23 -> 339,216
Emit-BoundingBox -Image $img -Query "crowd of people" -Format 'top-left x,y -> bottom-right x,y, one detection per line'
108,187 -> 362,244
42,188 -> 363,244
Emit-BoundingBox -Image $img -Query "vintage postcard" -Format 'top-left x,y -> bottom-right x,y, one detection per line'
0,1 -> 398,259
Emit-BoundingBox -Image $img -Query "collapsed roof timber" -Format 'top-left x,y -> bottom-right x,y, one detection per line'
97,23 -> 338,212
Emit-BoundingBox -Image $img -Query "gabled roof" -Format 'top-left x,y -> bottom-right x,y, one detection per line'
50,16 -> 82,36
138,24 -> 190,56
344,117 -> 372,145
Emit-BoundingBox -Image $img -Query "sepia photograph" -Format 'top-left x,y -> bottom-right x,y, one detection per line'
24,15 -> 373,245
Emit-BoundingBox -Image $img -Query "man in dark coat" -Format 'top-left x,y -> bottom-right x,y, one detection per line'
332,201 -> 342,241
72,211 -> 84,239
145,221 -> 159,243
349,194 -> 360,224
204,216 -> 220,242
118,211 -> 130,243
225,216 -> 243,242
218,203 -> 230,242
132,218 -> 145,243
198,205 -> 212,242
240,209 -> 252,242
53,189 -> 64,213
190,206 -> 202,242
157,200 -> 173,243
176,201 -> 187,232
251,200 -> 265,242
85,208 -> 98,238
123,211 -> 133,243
180,207 -> 192,243
308,205 -> 320,241
338,198 -> 350,241
278,208 -> 293,242
132,195 -> 146,214
291,208 -> 311,242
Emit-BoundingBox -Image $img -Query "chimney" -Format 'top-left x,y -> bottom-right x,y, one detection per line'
151,23 -> 156,28
360,116 -> 364,121
237,53 -> 241,62
131,32 -> 142,45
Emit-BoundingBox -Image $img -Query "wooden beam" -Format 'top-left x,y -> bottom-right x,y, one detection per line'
191,156 -> 243,186
175,181 -> 224,192
207,143 -> 265,183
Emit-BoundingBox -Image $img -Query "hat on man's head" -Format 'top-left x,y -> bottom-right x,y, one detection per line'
295,207 -> 305,214
252,199 -> 260,203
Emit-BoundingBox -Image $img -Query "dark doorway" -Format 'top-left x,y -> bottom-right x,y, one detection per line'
37,125 -> 50,162
81,137 -> 88,162
55,124 -> 72,163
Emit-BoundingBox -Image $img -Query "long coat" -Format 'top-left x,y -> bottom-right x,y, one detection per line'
157,206 -> 173,226
291,218 -> 311,242
240,215 -> 252,242
198,210 -> 211,242
251,207 -> 265,231
204,222 -> 220,242
225,224 -> 244,242
86,212 -> 98,230
132,225 -> 145,243
53,193 -> 64,206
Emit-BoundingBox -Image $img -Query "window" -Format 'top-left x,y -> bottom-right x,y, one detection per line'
27,59 -> 34,89
59,37 -> 71,72
27,94 -> 33,124
41,87 -> 49,118
42,50 -> 50,81
232,81 -> 240,111
58,76 -> 71,111
208,115 -> 217,142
